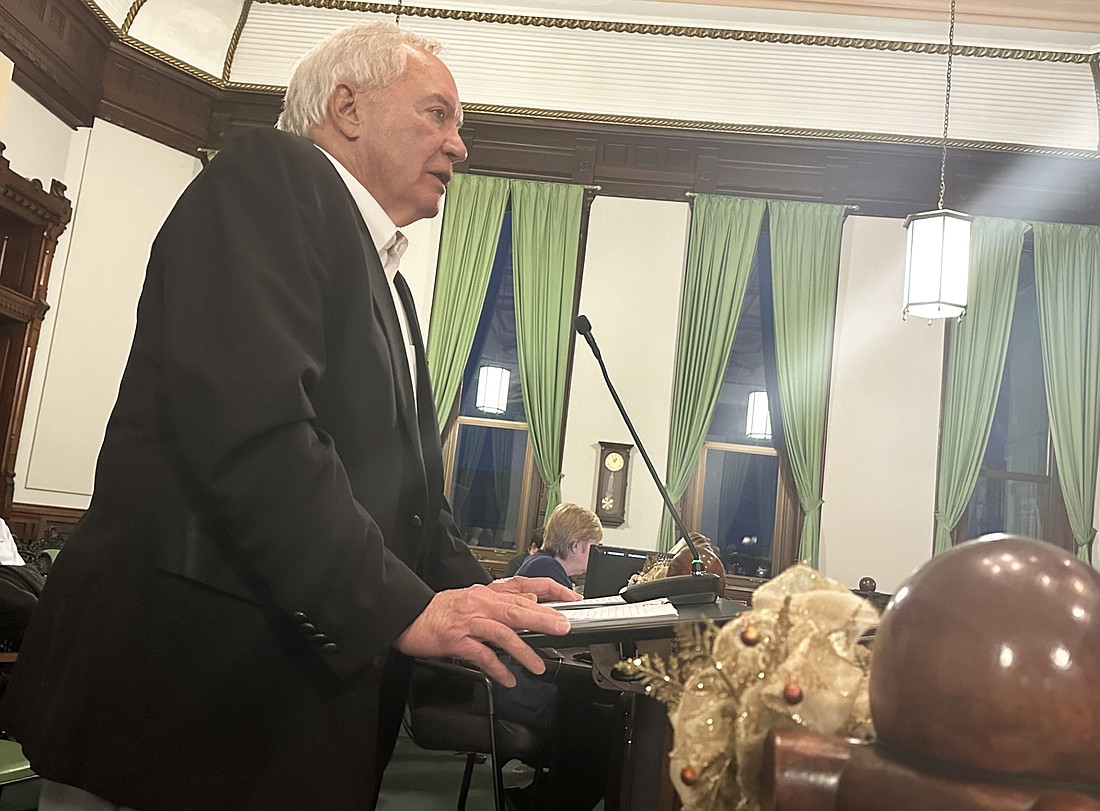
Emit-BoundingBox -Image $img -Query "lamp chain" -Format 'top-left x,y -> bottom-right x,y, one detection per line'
938,0 -> 957,211
395,1 -> 403,24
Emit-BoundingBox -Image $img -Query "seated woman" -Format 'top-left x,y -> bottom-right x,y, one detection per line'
515,503 -> 602,590
504,503 -> 612,811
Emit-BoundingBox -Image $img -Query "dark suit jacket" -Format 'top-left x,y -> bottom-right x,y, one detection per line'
0,129 -> 489,810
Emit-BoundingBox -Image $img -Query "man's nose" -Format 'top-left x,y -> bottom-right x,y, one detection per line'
445,129 -> 467,164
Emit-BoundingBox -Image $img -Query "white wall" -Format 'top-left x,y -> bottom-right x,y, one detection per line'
14,118 -> 201,508
0,54 -> 12,139
0,85 -> 74,191
818,216 -> 946,591
560,196 -> 690,552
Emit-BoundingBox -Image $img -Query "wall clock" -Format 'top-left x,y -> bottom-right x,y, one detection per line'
595,442 -> 632,527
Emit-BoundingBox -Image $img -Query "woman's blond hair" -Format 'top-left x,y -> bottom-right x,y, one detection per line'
542,503 -> 603,559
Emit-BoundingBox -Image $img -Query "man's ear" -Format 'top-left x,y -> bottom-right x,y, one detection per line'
328,82 -> 362,139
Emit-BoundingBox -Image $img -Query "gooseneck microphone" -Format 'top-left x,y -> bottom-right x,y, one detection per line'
574,315 -> 721,605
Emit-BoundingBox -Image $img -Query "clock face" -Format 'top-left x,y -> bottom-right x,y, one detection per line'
604,451 -> 625,472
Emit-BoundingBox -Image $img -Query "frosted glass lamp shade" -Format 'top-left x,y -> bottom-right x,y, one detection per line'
903,209 -> 972,320
475,365 -> 510,414
746,390 -> 772,440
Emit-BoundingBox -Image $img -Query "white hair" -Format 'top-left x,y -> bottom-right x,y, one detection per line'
276,22 -> 442,136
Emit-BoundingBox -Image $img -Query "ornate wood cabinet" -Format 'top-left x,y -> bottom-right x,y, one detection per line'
0,143 -> 71,518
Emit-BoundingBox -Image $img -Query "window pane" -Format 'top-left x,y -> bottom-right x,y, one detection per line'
982,253 -> 1048,476
966,477 -> 1048,539
458,210 -> 526,421
706,265 -> 774,447
699,448 -> 778,577
964,248 -> 1054,543
449,422 -> 529,549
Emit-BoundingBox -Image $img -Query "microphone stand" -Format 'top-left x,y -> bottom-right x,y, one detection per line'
575,315 -> 721,604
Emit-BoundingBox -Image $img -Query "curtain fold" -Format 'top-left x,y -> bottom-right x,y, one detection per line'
933,217 -> 1029,554
425,173 -> 511,429
510,180 -> 585,515
1032,222 -> 1100,563
767,200 -> 845,566
660,195 -> 766,550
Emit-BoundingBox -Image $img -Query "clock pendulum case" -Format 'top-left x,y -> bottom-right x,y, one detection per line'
596,442 -> 632,526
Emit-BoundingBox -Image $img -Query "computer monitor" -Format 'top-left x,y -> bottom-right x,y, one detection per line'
583,545 -> 651,598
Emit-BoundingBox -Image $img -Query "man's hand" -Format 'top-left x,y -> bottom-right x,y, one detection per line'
488,576 -> 581,604
394,584 -> 571,687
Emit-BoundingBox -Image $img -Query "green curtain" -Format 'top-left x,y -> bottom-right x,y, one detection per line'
425,173 -> 511,429
768,200 -> 845,566
1032,222 -> 1100,563
510,180 -> 585,515
660,195 -> 766,550
933,217 -> 1029,554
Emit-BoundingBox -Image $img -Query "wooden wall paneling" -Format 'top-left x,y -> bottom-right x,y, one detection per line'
7,502 -> 84,545
0,321 -> 29,514
0,0 -> 110,128
98,42 -> 215,155
823,155 -> 852,205
207,88 -> 281,150
952,152 -> 1100,225
572,136 -> 598,185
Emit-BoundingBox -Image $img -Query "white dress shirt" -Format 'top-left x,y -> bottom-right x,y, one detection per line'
315,145 -> 418,395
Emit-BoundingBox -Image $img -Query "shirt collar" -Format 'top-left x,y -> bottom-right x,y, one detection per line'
314,144 -> 407,281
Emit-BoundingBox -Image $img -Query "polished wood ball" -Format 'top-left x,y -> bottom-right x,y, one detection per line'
740,626 -> 761,646
870,536 -> 1100,786
666,535 -> 726,597
679,765 -> 699,786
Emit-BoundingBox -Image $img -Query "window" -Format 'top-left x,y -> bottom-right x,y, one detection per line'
683,225 -> 798,579
443,211 -> 536,551
957,243 -> 1070,548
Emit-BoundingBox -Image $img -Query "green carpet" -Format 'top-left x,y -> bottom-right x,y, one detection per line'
377,727 -> 535,810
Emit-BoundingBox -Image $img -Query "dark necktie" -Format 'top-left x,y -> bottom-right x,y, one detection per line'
392,271 -> 432,423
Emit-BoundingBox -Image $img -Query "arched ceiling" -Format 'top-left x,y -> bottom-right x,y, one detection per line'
82,1 -> 1100,152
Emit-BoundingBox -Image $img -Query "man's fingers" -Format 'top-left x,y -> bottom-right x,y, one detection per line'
489,576 -> 580,603
462,642 -> 518,687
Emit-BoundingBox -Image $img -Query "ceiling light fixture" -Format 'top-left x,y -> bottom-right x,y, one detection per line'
902,0 -> 972,321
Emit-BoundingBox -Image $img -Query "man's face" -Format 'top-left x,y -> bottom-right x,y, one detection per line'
352,47 -> 466,227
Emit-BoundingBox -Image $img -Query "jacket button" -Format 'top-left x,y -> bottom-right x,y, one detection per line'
410,514 -> 423,528
292,611 -> 307,622
310,634 -> 328,645
299,622 -> 317,634
321,642 -> 339,655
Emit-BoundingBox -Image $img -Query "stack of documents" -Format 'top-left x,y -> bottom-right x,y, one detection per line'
546,596 -> 678,625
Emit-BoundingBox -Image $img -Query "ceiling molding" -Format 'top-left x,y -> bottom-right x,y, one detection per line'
654,0 -> 1100,34
251,0 -> 1097,61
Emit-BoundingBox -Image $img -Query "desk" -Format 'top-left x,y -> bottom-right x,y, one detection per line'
528,598 -> 748,811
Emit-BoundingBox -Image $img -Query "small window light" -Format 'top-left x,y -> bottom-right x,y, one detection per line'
746,390 -> 772,440
475,365 -> 510,415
